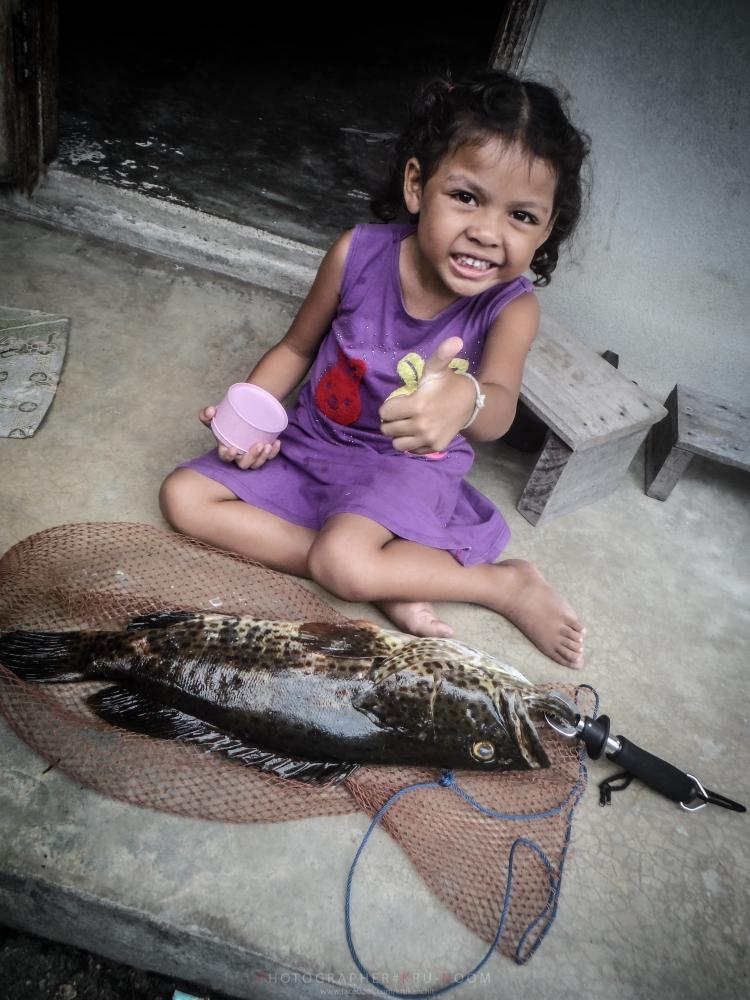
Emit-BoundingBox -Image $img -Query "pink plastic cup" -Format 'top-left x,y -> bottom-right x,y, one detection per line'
210,383 -> 288,453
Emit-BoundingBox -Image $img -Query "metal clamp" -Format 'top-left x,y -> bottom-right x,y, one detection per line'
680,773 -> 708,812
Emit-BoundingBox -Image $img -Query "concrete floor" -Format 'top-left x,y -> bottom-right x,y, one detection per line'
0,212 -> 748,999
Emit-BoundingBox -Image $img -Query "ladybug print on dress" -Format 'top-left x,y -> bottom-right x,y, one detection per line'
314,347 -> 366,425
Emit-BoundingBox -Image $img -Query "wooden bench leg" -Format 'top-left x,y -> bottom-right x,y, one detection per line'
644,391 -> 693,500
644,443 -> 693,500
517,427 -> 648,525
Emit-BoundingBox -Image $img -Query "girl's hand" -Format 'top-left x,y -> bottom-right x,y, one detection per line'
378,337 -> 476,454
199,405 -> 282,470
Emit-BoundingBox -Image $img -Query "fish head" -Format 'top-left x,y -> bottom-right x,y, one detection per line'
355,638 -> 576,771
430,667 -> 549,770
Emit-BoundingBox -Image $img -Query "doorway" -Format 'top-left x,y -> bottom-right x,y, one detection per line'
57,6 -> 507,249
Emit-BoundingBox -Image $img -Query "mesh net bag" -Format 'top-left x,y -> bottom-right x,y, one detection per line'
0,523 -> 589,963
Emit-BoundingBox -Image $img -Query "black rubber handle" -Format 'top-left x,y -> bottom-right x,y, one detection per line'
610,736 -> 697,803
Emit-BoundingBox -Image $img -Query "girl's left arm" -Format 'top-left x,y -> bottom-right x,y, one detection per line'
460,291 -> 540,442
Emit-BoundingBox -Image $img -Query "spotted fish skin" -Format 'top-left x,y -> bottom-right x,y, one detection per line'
0,612 -> 574,782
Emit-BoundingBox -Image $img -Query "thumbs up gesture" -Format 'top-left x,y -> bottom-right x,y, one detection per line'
378,336 -> 477,454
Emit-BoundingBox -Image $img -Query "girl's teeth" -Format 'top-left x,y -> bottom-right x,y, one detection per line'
455,255 -> 491,270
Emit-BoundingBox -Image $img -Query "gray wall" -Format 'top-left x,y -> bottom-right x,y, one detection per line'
524,0 -> 749,407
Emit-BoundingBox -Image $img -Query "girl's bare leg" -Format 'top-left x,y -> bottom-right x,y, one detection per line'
159,469 -> 316,575
159,469 -> 446,636
160,473 -> 447,634
308,514 -> 585,668
160,472 -> 584,667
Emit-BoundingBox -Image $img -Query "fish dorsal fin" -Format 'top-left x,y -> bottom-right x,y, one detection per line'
86,686 -> 359,786
126,611 -> 205,632
295,620 -> 406,659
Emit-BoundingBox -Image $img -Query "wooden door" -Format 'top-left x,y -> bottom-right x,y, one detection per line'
0,0 -> 58,193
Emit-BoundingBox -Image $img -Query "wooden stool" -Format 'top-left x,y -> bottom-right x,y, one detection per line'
645,384 -> 750,500
516,315 -> 667,525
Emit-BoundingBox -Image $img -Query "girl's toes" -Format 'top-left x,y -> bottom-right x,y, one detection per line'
560,647 -> 584,668
560,636 -> 583,653
561,623 -> 584,642
432,622 -> 455,638
556,637 -> 584,664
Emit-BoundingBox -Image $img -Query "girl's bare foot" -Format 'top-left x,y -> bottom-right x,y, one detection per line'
489,559 -> 586,668
377,600 -> 455,638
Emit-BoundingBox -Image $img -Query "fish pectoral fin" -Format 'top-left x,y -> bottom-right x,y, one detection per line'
125,611 -> 205,632
366,657 -> 400,685
86,686 -> 359,786
352,668 -> 435,733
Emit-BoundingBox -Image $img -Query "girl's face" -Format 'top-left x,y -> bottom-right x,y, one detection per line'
402,138 -> 557,300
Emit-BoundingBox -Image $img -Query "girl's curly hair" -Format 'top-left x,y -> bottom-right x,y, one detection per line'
370,68 -> 591,286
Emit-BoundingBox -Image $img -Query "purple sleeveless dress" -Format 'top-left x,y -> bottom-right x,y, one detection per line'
176,222 -> 534,566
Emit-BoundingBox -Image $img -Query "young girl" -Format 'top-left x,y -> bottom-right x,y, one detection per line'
160,68 -> 591,668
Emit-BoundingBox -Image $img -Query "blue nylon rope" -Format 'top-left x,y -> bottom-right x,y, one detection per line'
344,685 -> 598,997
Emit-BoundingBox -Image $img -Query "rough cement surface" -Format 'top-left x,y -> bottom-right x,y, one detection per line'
0,170 -> 323,300
0,214 -> 748,999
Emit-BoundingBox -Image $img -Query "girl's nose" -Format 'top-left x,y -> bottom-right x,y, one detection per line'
466,215 -> 502,249
466,221 -> 504,262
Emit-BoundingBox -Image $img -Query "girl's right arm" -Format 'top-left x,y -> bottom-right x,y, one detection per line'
202,227 -> 356,469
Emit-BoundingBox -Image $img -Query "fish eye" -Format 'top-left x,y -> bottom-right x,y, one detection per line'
470,740 -> 496,762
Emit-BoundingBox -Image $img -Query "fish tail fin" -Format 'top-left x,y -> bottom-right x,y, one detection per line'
0,629 -> 103,682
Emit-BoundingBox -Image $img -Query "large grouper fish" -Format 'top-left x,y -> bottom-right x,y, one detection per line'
0,611 -> 575,785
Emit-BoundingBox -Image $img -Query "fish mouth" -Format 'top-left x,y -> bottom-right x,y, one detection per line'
542,690 -> 578,723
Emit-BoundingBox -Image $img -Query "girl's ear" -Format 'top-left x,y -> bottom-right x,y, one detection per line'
403,157 -> 423,215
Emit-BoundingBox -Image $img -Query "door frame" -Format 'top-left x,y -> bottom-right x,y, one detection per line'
0,0 -> 58,192
490,0 -> 547,72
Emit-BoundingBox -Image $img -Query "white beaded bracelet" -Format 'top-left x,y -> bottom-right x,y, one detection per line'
455,370 -> 486,429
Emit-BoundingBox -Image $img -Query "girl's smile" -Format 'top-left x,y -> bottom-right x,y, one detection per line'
402,138 -> 558,309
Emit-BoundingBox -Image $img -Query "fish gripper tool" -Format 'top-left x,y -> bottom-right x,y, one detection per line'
545,694 -> 746,814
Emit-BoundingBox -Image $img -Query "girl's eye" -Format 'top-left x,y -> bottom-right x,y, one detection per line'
513,210 -> 539,224
451,190 -> 477,206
